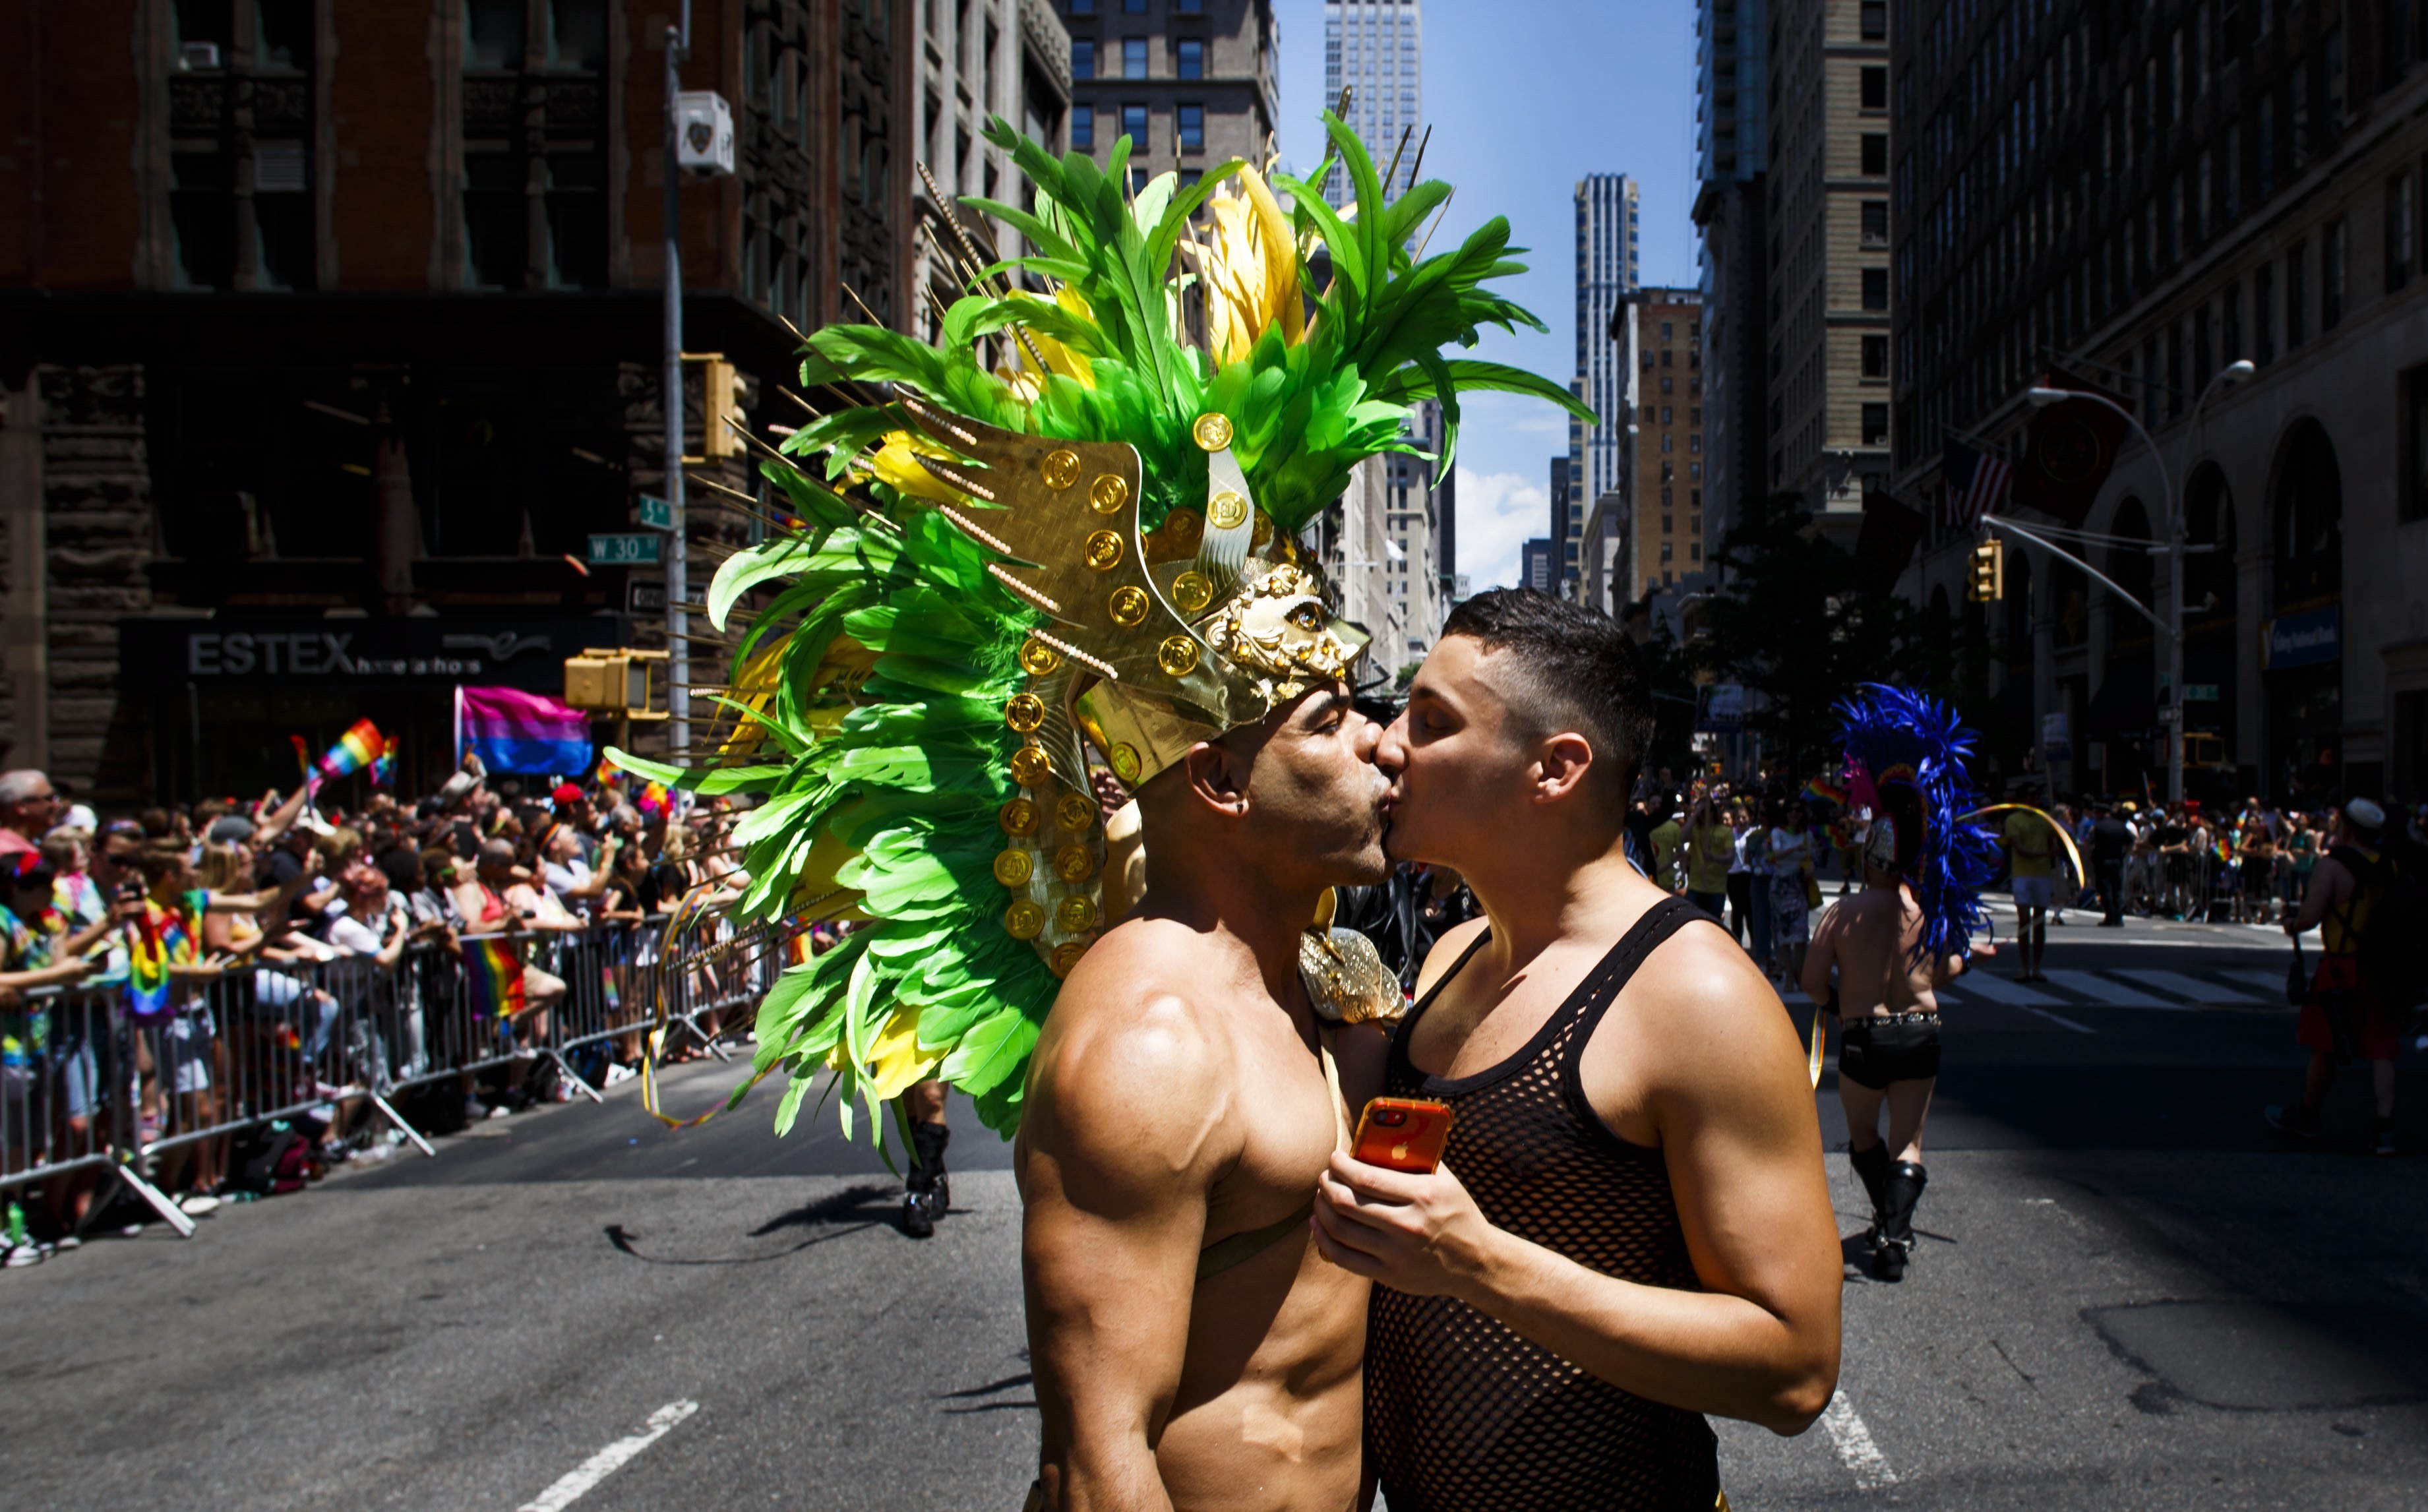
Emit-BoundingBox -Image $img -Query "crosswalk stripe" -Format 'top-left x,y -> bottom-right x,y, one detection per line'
2040,969 -> 2181,1009
1946,973 -> 2069,1007
2112,968 -> 2261,1004
2222,969 -> 2294,994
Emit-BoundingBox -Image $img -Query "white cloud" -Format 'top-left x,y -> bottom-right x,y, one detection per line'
1454,466 -> 1548,592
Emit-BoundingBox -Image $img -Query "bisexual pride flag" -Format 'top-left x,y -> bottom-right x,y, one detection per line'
455,686 -> 593,776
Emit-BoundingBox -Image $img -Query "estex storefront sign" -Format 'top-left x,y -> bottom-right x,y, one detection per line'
120,616 -> 628,694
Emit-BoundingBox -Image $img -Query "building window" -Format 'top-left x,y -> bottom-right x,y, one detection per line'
1072,38 -> 1093,79
1860,1 -> 1886,40
1122,0 -> 1145,12
1861,133 -> 1888,175
2324,218 -> 2347,328
1176,0 -> 1202,11
1122,103 -> 1148,147
1862,402 -> 1889,445
1862,334 -> 1889,377
2286,241 -> 2307,348
1070,0 -> 1094,11
1178,37 -> 1203,78
2224,280 -> 2243,362
2256,262 -> 2276,362
1662,514 -> 1674,533
1071,105 -> 1094,150
1861,65 -> 1887,109
1862,267 -> 1889,309
1177,103 -> 1203,152
170,152 -> 237,290
1123,36 -> 1147,78
2389,174 -> 2415,293
1861,200 -> 1889,247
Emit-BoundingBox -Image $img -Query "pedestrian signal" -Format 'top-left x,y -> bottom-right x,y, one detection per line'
702,356 -> 748,461
1966,538 -> 2005,601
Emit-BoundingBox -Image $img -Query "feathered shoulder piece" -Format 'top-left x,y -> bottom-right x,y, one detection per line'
611,113 -> 1586,1143
1834,684 -> 2001,966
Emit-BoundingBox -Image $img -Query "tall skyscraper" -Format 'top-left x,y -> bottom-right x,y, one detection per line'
1692,0 -> 1768,559
1563,173 -> 1639,594
1055,1 -> 1279,195
1322,0 -> 1424,208
1626,289 -> 1707,601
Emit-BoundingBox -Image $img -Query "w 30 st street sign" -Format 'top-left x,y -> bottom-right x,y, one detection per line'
588,533 -> 663,566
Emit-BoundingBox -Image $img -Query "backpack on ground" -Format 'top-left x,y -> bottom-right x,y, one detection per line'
234,1127 -> 314,1196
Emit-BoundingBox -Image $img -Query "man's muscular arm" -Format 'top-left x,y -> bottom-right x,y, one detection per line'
1022,975 -> 1236,1512
1314,927 -> 1840,1434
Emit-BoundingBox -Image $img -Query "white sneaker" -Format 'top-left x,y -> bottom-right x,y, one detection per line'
603,1063 -> 637,1086
3,1244 -> 43,1268
177,1194 -> 222,1217
486,1104 -> 510,1120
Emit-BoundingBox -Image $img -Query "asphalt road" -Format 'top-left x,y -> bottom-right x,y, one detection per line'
6,911 -> 2427,1511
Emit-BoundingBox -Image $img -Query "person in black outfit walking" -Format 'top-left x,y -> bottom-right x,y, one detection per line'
2090,801 -> 2133,927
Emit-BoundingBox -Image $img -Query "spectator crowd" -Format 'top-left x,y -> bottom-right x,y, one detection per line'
0,758 -> 764,1269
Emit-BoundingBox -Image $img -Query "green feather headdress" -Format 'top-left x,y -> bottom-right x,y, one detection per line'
611,113 -> 1590,1143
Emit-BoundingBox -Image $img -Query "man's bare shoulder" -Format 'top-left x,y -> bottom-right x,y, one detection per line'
1610,919 -> 1809,1105
1024,917 -> 1248,1202
1412,915 -> 1490,1000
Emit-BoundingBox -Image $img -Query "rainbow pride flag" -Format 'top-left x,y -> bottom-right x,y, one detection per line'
371,733 -> 397,788
462,936 -> 527,1021
318,718 -> 386,779
125,892 -> 203,1023
289,735 -> 313,781
456,686 -> 593,776
1802,779 -> 1846,809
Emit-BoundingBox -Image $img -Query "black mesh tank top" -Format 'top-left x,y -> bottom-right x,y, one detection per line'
1366,897 -> 1720,1512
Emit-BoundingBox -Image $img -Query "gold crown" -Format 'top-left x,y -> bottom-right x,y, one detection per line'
893,396 -> 1367,973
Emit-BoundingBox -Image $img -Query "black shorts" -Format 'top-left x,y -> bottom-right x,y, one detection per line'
1838,1013 -> 1942,1089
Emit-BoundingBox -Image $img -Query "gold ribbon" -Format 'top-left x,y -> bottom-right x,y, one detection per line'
1957,802 -> 2086,886
1807,1004 -> 1827,1089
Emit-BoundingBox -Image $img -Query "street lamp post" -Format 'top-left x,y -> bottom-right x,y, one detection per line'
2026,358 -> 2251,806
663,5 -> 693,756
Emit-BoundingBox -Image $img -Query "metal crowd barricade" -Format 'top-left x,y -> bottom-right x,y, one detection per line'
1,913 -> 797,1243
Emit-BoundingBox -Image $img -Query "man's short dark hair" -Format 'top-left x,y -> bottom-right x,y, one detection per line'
1440,589 -> 1656,802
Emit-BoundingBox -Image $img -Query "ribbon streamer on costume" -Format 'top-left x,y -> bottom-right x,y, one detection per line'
1956,803 -> 2085,886
1807,1006 -> 1827,1089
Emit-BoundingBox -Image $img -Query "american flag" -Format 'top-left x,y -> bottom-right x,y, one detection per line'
1939,440 -> 2013,531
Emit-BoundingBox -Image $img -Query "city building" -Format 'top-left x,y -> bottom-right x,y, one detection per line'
1382,399 -> 1448,662
1692,0 -> 1769,556
1055,0 -> 1277,193
0,0 -> 1064,802
1521,537 -> 1555,593
1313,454 -> 1402,668
1767,0 -> 1892,535
1891,0 -> 2428,807
1548,454 -> 1578,587
1322,0 -> 1424,208
1624,288 -> 1708,601
1568,173 -> 1642,588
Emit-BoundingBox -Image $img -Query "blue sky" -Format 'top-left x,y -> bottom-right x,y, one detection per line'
1269,0 -> 1701,590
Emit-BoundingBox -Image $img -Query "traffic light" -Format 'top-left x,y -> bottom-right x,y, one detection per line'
701,355 -> 748,461
1966,537 -> 2005,602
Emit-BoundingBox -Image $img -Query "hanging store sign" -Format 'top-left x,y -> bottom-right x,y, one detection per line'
119,616 -> 628,694
2262,606 -> 2340,671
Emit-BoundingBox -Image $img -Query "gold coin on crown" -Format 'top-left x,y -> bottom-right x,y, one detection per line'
1039,449 -> 1082,491
1009,744 -> 1052,786
1089,474 -> 1130,514
1004,693 -> 1047,733
1055,895 -> 1097,933
1108,585 -> 1150,627
1192,412 -> 1234,452
1207,491 -> 1250,530
1054,845 -> 1096,883
992,849 -> 1034,888
1170,571 -> 1214,613
1157,635 -> 1201,677
1251,512 -> 1273,548
1055,793 -> 1097,833
1018,639 -> 1062,676
998,797 -> 1040,837
1083,529 -> 1124,570
1050,940 -> 1090,977
1004,899 -> 1047,939
1108,742 -> 1142,783
1165,509 -> 1203,543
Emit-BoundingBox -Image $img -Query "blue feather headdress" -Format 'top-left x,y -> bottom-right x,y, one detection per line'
1833,684 -> 2001,966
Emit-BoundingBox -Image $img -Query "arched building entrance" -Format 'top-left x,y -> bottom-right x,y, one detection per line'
2265,419 -> 2343,807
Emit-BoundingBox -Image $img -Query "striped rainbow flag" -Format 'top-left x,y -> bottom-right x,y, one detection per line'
319,718 -> 386,779
462,936 -> 528,1021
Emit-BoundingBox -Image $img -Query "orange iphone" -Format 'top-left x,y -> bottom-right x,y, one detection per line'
1350,1097 -> 1454,1174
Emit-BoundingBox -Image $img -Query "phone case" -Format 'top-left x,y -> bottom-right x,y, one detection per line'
1350,1097 -> 1455,1174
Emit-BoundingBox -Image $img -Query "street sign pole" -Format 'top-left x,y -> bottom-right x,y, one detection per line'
663,3 -> 692,756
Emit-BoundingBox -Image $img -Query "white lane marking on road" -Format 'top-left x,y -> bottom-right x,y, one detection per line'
2022,1005 -> 2098,1034
518,1400 -> 700,1512
2222,969 -> 2295,994
1819,1393 -> 1898,1488
2113,969 -> 2259,1004
2040,969 -> 2176,1008
1947,973 -> 2067,1007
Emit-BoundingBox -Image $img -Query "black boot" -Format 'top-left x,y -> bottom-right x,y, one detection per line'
901,1120 -> 952,1238
1848,1142 -> 1891,1244
1874,1161 -> 1927,1283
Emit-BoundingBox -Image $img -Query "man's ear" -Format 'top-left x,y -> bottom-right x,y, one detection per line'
1533,732 -> 1596,805
1180,739 -> 1251,818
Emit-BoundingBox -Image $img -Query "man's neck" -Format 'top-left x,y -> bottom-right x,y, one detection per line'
1136,853 -> 1320,1010
1465,833 -> 1651,967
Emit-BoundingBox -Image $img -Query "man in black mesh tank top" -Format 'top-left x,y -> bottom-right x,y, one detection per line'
1311,591 -> 1842,1512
